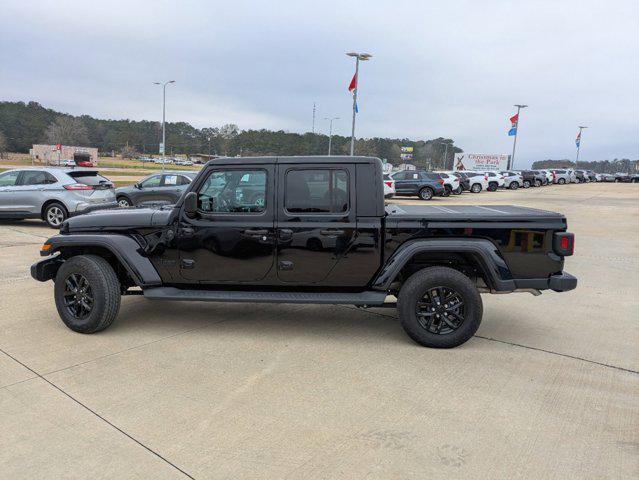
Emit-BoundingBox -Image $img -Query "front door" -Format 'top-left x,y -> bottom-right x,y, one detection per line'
177,165 -> 276,283
276,164 -> 356,284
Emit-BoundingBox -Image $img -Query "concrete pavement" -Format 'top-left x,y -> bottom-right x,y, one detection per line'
0,183 -> 637,479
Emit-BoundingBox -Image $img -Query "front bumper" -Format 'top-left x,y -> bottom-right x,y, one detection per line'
31,256 -> 64,282
514,272 -> 577,292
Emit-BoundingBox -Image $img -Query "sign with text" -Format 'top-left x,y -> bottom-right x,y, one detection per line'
453,153 -> 509,172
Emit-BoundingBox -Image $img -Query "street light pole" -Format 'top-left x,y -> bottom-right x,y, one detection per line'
575,126 -> 587,168
510,104 -> 527,170
154,80 -> 175,171
346,52 -> 372,156
325,117 -> 339,156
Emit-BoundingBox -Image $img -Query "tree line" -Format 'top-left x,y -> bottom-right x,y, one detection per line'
0,101 -> 461,169
532,158 -> 638,174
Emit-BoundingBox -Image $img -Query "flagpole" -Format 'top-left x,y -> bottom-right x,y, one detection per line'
575,126 -> 587,168
346,52 -> 371,156
350,57 -> 359,156
510,104 -> 527,169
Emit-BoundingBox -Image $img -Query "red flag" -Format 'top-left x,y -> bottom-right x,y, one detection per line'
348,73 -> 357,93
509,113 -> 518,124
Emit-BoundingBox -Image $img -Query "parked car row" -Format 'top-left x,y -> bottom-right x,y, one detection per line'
384,167 -> 636,201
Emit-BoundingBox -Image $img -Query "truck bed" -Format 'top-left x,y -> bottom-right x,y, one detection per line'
385,204 -> 565,223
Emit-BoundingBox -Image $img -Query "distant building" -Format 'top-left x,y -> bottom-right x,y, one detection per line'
30,144 -> 99,165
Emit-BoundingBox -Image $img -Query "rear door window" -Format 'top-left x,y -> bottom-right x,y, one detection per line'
19,171 -> 56,185
285,169 -> 348,214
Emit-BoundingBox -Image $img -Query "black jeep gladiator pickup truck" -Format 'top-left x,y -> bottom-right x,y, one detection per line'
31,156 -> 577,348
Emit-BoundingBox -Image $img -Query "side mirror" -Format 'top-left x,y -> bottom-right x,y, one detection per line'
134,183 -> 141,189
184,192 -> 198,218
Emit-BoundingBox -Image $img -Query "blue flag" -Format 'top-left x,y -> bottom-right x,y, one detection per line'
508,127 -> 517,136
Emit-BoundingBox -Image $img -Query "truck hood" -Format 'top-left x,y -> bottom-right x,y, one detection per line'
63,206 -> 173,232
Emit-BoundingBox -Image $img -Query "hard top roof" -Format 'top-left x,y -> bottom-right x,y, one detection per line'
204,155 -> 382,167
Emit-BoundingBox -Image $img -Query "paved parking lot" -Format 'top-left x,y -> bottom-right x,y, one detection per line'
1,183 -> 637,479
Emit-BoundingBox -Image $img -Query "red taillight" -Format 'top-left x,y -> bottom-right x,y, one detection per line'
438,179 -> 444,185
384,181 -> 393,187
64,183 -> 93,190
484,175 -> 488,180
554,232 -> 574,256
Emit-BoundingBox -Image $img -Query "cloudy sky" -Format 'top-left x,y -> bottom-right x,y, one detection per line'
1,0 -> 637,166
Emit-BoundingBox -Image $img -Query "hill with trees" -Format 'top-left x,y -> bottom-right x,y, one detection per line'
0,101 -> 461,169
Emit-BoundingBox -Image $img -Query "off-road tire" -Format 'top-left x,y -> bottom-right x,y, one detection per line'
54,255 -> 121,333
398,267 -> 483,348
418,187 -> 434,200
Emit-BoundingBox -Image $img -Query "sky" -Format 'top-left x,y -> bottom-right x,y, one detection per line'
1,0 -> 638,167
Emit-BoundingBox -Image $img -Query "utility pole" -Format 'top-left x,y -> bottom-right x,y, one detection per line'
442,142 -> 449,169
346,52 -> 372,156
575,126 -> 587,168
510,104 -> 527,170
312,102 -> 316,134
325,117 -> 339,156
154,80 -> 175,171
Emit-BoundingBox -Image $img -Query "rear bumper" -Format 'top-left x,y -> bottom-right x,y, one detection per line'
514,272 -> 577,292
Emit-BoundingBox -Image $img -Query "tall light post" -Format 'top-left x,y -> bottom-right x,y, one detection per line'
575,126 -> 587,168
510,104 -> 527,170
346,52 -> 372,156
153,80 -> 175,170
325,117 -> 339,156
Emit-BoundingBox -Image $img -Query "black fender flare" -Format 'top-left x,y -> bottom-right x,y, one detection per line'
371,238 -> 516,292
32,234 -> 162,287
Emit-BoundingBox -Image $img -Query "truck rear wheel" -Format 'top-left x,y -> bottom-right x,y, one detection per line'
54,255 -> 121,333
398,267 -> 483,348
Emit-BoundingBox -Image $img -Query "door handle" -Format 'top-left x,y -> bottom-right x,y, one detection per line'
243,229 -> 268,235
320,229 -> 345,236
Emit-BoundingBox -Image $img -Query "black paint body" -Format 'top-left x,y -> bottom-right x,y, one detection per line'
34,156 -> 575,295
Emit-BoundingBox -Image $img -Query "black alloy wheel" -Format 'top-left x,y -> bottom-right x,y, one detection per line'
62,273 -> 94,320
415,286 -> 465,335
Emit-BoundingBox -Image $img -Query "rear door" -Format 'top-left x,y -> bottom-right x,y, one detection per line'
393,171 -> 420,194
160,173 -> 190,204
276,164 -> 356,284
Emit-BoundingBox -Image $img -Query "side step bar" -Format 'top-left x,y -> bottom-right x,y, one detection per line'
143,287 -> 388,306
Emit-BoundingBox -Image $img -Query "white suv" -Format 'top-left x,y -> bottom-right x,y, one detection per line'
500,171 -> 523,189
435,172 -> 462,195
462,172 -> 490,193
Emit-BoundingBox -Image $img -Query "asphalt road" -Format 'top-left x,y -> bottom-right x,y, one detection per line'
1,183 -> 637,479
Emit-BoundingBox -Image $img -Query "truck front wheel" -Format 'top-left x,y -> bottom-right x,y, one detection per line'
54,255 -> 121,333
398,267 -> 483,348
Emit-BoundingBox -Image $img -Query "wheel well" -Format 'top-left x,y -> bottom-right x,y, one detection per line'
394,251 -> 491,293
40,199 -> 68,220
56,246 -> 135,288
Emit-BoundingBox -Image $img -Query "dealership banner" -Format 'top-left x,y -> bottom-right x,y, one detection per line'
453,153 -> 509,172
